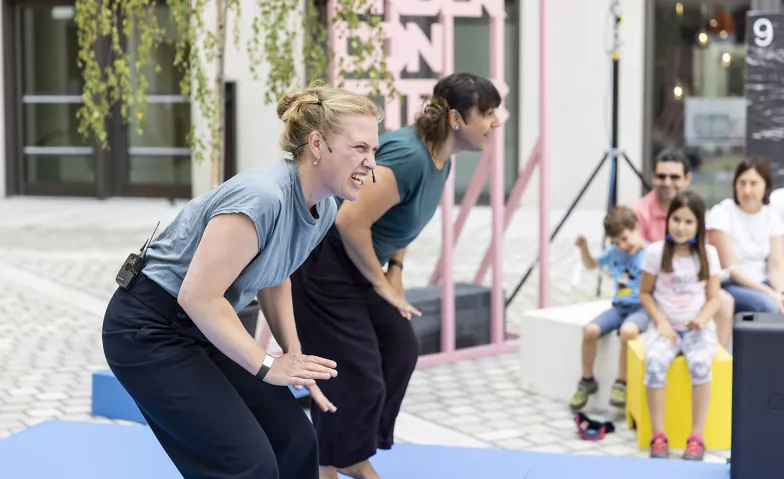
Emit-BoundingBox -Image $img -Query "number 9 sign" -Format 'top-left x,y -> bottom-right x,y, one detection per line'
746,13 -> 784,169
754,17 -> 774,47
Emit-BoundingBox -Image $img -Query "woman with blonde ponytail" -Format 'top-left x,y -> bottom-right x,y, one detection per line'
101,85 -> 381,479
291,72 -> 502,479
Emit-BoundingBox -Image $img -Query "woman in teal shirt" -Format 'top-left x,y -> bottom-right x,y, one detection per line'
291,73 -> 501,479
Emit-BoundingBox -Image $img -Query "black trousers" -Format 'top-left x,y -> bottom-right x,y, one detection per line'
102,274 -> 318,479
290,237 -> 419,468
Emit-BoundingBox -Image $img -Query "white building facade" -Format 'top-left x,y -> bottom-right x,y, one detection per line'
0,0 -> 776,209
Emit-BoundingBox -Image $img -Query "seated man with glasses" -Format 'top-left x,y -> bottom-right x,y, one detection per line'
632,149 -> 735,348
633,150 -> 692,243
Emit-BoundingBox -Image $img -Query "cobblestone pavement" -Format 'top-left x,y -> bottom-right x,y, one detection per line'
0,198 -> 730,464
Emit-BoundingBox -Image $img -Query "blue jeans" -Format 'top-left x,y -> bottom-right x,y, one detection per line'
723,281 -> 779,314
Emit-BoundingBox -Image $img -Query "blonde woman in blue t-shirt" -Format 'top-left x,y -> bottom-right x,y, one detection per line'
101,85 -> 382,479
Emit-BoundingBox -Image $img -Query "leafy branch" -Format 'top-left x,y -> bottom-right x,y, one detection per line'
74,0 -> 396,182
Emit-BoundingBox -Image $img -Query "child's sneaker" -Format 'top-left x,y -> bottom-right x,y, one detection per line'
569,378 -> 598,411
609,380 -> 626,408
650,432 -> 669,459
683,434 -> 705,461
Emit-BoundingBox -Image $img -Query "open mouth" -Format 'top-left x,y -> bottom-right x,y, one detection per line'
351,173 -> 365,186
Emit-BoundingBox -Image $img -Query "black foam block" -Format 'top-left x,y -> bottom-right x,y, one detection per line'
731,313 -> 784,479
405,283 -> 500,355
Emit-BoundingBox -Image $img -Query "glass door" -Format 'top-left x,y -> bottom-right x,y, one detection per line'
10,1 -> 192,198
19,4 -> 97,196
120,3 -> 191,198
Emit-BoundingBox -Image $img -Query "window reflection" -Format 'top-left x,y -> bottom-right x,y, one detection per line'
651,1 -> 750,205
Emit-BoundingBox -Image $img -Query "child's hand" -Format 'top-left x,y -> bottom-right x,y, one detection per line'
575,235 -> 587,249
657,321 -> 678,344
686,317 -> 707,330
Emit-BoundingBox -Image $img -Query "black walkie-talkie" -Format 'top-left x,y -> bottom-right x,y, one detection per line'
116,221 -> 160,289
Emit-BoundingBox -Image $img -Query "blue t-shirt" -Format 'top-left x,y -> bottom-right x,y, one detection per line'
143,160 -> 337,312
330,126 -> 451,265
597,245 -> 647,305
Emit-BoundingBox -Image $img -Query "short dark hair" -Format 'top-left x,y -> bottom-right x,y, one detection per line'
603,206 -> 638,238
733,156 -> 773,205
653,148 -> 691,175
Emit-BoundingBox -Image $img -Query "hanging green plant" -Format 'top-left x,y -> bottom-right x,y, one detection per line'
74,0 -> 396,187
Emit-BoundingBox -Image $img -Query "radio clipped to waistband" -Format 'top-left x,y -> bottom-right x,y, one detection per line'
116,221 -> 160,289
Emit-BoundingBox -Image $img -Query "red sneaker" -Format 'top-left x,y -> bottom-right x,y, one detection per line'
650,432 -> 669,459
683,434 -> 705,461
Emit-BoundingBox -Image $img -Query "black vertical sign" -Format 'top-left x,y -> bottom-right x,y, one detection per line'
746,12 -> 784,180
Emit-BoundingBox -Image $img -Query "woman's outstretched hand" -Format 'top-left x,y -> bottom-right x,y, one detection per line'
263,352 -> 337,387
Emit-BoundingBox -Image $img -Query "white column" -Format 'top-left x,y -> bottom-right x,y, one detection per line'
520,0 -> 646,209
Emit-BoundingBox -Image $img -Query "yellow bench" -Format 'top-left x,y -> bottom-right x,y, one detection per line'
626,337 -> 732,450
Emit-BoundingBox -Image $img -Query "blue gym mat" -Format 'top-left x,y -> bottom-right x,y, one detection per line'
368,442 -> 730,479
92,369 -> 309,425
0,421 -> 730,478
0,421 -> 179,478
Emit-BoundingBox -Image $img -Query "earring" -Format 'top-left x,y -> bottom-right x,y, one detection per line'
454,125 -> 460,131
314,157 -> 320,165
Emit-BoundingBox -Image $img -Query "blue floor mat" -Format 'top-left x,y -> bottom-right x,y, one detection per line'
367,443 -> 729,479
0,421 -> 730,478
0,421 -> 179,478
91,369 -> 309,424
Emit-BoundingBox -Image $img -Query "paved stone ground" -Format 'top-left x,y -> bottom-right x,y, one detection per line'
0,197 -> 731,465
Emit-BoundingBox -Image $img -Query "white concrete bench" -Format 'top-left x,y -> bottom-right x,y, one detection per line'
519,300 -> 624,410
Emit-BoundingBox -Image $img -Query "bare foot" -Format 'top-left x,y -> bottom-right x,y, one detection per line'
337,460 -> 381,479
319,466 -> 339,479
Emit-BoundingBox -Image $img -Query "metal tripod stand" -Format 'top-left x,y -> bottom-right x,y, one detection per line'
506,0 -> 651,308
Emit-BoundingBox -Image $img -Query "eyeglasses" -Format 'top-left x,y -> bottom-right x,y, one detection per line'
655,173 -> 682,181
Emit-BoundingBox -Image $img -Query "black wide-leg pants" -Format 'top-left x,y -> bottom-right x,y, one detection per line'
290,237 -> 419,468
102,274 -> 318,479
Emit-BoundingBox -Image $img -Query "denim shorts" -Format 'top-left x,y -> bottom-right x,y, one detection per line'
591,303 -> 650,336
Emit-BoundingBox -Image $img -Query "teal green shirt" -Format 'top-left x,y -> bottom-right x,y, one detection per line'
330,126 -> 451,266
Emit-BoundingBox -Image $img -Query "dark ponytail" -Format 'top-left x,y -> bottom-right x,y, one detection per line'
415,72 -> 501,158
416,97 -> 452,158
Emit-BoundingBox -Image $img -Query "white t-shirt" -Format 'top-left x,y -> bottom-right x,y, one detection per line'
707,198 -> 784,284
642,241 -> 722,332
769,188 -> 784,223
